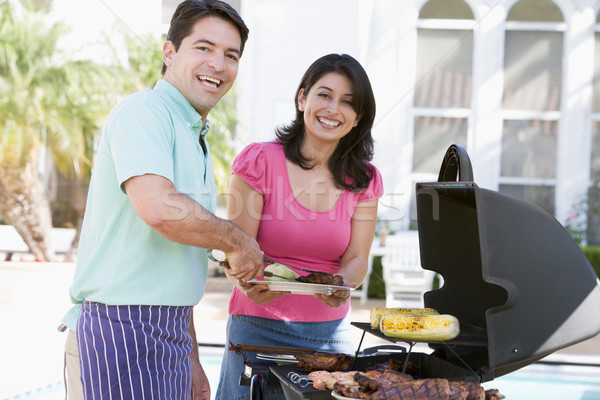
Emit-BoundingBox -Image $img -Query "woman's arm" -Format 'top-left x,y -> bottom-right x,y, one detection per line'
339,198 -> 379,284
227,174 -> 264,238
225,174 -> 291,303
315,199 -> 379,308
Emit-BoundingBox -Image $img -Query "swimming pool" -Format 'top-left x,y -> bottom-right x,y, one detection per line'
489,360 -> 600,400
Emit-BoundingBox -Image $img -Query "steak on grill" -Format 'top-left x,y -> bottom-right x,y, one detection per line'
294,352 -> 352,372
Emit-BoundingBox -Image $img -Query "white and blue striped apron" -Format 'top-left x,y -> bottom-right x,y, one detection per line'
77,302 -> 194,399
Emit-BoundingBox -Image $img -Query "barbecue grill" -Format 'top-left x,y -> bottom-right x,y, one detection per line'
238,144 -> 600,399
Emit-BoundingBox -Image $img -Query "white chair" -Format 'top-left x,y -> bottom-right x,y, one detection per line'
351,238 -> 387,304
381,232 -> 436,308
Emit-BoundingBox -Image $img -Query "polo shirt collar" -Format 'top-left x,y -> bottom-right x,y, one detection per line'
154,79 -> 210,138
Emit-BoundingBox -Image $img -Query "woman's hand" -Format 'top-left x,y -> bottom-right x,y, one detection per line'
242,282 -> 291,304
314,281 -> 357,308
225,269 -> 291,304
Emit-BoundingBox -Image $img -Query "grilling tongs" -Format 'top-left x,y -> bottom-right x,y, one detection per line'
207,249 -> 319,282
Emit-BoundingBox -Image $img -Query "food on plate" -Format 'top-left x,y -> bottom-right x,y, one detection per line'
380,314 -> 460,341
370,307 -> 439,329
297,271 -> 344,286
264,264 -> 345,287
264,264 -> 300,282
294,352 -> 352,372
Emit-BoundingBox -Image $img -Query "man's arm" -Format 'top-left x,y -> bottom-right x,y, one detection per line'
124,173 -> 263,281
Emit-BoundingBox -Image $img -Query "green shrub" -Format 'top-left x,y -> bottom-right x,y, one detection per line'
581,246 -> 600,278
367,256 -> 386,299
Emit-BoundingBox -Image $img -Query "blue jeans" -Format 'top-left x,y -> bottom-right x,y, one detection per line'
215,314 -> 355,400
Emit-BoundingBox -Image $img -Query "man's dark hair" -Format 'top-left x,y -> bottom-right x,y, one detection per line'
161,0 -> 249,75
276,54 -> 377,191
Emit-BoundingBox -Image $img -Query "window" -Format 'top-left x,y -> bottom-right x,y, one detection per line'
500,0 -> 564,214
591,13 -> 600,178
408,0 -> 474,226
413,0 -> 473,176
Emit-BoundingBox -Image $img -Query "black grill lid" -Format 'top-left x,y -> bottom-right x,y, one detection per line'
416,145 -> 600,380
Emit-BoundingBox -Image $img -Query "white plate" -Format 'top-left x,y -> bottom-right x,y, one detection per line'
331,391 -> 357,400
247,280 -> 354,295
255,353 -> 298,364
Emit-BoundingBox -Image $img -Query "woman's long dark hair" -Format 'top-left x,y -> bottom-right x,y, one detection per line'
275,54 -> 376,191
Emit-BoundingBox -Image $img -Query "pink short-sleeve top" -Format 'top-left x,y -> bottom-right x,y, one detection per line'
228,141 -> 384,322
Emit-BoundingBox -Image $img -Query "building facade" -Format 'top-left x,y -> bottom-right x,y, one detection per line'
51,0 -> 600,238
235,0 -> 600,237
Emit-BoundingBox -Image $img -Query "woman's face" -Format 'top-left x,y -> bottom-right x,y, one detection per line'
297,72 -> 360,145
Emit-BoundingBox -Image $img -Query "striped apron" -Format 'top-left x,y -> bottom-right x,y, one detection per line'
77,302 -> 194,400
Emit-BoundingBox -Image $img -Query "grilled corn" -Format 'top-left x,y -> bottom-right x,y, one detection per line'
369,307 -> 439,329
380,314 -> 460,341
264,263 -> 300,282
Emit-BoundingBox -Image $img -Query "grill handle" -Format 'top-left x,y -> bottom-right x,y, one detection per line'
437,144 -> 474,182
250,374 -> 264,400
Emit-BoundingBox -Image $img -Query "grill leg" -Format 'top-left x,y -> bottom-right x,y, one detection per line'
250,373 -> 264,400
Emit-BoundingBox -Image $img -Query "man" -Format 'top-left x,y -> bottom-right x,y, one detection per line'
60,1 -> 264,399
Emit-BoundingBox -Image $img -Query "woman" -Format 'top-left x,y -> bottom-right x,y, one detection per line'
216,53 -> 383,400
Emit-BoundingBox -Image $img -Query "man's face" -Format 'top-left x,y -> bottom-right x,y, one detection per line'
163,16 -> 241,119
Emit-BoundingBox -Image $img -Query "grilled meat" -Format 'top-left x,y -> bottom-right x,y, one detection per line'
295,352 -> 352,372
307,370 -> 336,390
368,359 -> 420,376
334,378 -> 452,400
355,370 -> 414,393
367,378 -> 451,400
449,381 -> 484,400
332,373 -> 498,400
333,381 -> 361,398
297,271 -> 344,286
484,389 -> 505,399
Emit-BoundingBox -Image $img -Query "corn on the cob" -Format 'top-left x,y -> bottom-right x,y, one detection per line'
264,264 -> 300,281
369,307 -> 439,329
380,314 -> 460,341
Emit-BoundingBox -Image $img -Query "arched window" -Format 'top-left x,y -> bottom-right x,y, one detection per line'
499,0 -> 564,214
590,12 -> 600,178
406,0 -> 474,227
412,0 -> 474,176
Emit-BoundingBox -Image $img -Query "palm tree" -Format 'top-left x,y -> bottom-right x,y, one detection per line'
0,2 -> 239,261
0,0 -> 118,260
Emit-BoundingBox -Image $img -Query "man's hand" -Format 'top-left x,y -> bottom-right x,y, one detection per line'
223,236 -> 265,284
188,312 -> 209,400
191,357 -> 210,400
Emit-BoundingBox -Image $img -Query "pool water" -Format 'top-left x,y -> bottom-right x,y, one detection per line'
490,362 -> 600,400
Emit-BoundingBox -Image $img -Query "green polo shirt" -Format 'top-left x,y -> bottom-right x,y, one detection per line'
62,79 -> 217,330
